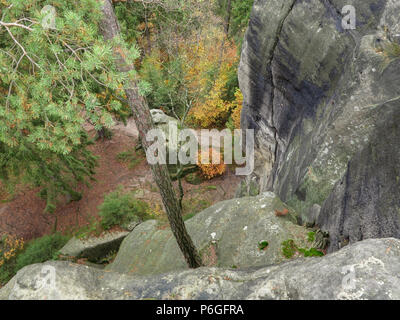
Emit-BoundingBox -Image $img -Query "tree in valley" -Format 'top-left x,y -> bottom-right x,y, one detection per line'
99,0 -> 202,268
214,0 -> 254,41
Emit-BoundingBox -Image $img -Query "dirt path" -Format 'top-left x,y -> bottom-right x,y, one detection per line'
0,120 -> 242,241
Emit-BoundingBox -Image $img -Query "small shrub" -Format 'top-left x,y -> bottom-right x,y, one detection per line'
97,250 -> 118,265
281,238 -> 325,259
184,172 -> 204,185
187,57 -> 237,129
0,234 -> 24,267
98,188 -> 151,230
0,234 -> 24,285
307,231 -> 316,243
74,216 -> 102,239
281,239 -> 297,259
117,148 -> 144,169
182,198 -> 211,220
258,240 -> 269,251
15,234 -> 69,271
0,233 -> 68,286
383,41 -> 400,59
183,212 -> 197,221
298,247 -> 324,257
379,41 -> 400,73
197,148 -> 226,180
95,127 -> 113,141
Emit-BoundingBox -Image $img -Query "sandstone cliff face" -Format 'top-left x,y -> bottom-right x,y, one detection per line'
239,0 -> 400,251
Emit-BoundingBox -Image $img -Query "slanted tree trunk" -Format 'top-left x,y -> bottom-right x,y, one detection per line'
99,0 -> 202,268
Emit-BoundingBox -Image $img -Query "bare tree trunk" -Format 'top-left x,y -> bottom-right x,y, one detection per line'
99,0 -> 202,268
225,0 -> 232,37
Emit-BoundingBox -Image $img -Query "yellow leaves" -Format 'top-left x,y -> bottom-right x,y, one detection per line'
149,202 -> 164,217
188,62 -> 236,128
180,26 -> 237,96
175,26 -> 240,129
138,21 -> 240,129
0,234 -> 24,267
230,89 -> 243,129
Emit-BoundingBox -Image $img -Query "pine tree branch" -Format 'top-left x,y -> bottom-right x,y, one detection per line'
1,23 -> 40,70
0,21 -> 34,31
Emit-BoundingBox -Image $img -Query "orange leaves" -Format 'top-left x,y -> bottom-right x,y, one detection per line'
137,21 -> 155,32
197,148 -> 226,180
275,208 -> 289,217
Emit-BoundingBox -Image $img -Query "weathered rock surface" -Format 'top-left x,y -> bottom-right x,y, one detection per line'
150,108 -> 178,126
239,0 -> 400,250
317,108 -> 400,252
59,231 -> 129,263
299,204 -> 321,228
2,238 -> 400,300
107,192 -> 313,275
149,108 -> 198,179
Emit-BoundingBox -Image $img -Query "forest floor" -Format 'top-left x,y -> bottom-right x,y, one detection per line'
0,119 -> 242,241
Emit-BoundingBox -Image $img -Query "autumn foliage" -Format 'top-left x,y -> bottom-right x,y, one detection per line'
139,22 -> 243,130
185,29 -> 240,128
197,148 -> 226,180
230,88 -> 243,129
0,234 -> 24,268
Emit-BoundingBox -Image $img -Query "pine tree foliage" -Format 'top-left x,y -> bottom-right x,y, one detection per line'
0,0 -> 140,211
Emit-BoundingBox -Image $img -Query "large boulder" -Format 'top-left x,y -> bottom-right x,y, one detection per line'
106,192 -> 315,275
1,238 -> 400,300
149,109 -> 197,179
59,231 -> 129,263
239,0 -> 400,249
